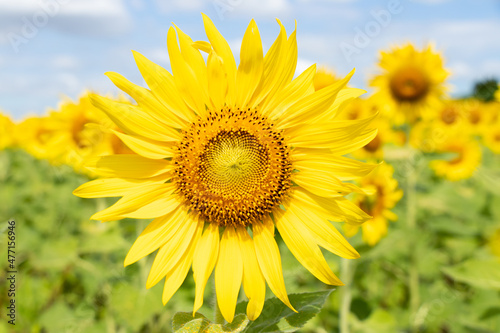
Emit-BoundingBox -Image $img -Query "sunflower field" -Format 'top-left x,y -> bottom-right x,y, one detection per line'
2,6 -> 500,333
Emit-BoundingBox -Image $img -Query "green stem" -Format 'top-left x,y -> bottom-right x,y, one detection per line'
406,147 -> 420,332
340,258 -> 354,333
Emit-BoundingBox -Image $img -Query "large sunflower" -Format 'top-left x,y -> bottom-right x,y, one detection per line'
370,44 -> 448,124
74,15 -> 377,323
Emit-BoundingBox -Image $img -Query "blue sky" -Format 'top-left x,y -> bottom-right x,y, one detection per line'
1,0 -> 500,120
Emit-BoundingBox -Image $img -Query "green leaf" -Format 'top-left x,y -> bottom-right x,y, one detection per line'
235,289 -> 334,333
172,312 -> 249,333
351,309 -> 397,333
442,259 -> 500,290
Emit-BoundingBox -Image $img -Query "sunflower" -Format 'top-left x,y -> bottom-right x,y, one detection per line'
46,94 -> 132,174
370,44 -> 448,124
483,120 -> 500,154
74,15 -> 377,323
429,135 -> 482,181
313,67 -> 338,91
336,98 -> 405,161
0,112 -> 14,150
344,163 -> 402,246
15,116 -> 63,161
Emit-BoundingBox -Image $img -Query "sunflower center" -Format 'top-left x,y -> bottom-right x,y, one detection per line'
363,134 -> 382,152
440,107 -> 458,124
173,107 -> 292,227
468,109 -> 481,124
199,130 -> 269,197
390,67 -> 429,102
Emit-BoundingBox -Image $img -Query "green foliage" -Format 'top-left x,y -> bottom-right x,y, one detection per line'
443,259 -> 500,290
472,78 -> 499,102
172,313 -> 249,332
172,291 -> 331,333
2,146 -> 500,332
236,290 -> 333,333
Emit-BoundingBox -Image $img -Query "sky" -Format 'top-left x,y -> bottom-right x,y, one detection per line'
1,0 -> 500,120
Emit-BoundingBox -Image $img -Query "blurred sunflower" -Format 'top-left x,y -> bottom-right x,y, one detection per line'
337,98 -> 404,160
314,67 -> 338,91
15,116 -> 62,161
344,163 -> 402,246
462,100 -> 497,136
370,44 -> 448,124
46,94 -> 132,174
74,15 -> 377,323
430,136 -> 482,181
483,121 -> 500,154
0,112 -> 14,150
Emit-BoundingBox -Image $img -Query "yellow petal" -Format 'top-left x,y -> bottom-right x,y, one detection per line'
202,13 -> 236,106
124,207 -> 186,266
85,154 -> 171,178
90,183 -> 174,221
174,24 -> 210,107
255,20 -> 297,108
293,166 -> 369,197
111,130 -> 174,160
292,149 -> 377,181
147,216 -> 203,288
262,64 -> 316,119
276,69 -> 355,129
235,19 -> 263,108
236,227 -> 265,321
192,40 -> 212,53
132,50 -> 194,125
215,226 -> 243,323
249,19 -> 286,107
253,217 -> 296,312
162,222 -> 202,305
105,71 -> 186,130
73,177 -> 165,198
294,188 -> 371,225
275,208 -> 344,285
286,115 -> 378,152
207,51 -> 228,110
192,223 -> 220,315
123,194 -> 180,219
167,27 -> 208,116
287,198 -> 359,259
327,88 -> 366,121
90,94 -> 177,142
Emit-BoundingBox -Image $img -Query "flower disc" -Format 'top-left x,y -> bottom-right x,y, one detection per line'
173,107 -> 292,227
389,67 -> 429,102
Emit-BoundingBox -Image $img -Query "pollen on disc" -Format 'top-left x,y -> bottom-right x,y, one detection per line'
173,107 -> 292,227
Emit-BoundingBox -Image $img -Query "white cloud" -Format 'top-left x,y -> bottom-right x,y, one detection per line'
0,0 -> 132,40
211,0 -> 292,19
50,55 -> 80,69
55,72 -> 80,91
296,57 -> 315,75
411,0 -> 452,4
155,0 -> 206,12
146,47 -> 170,67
